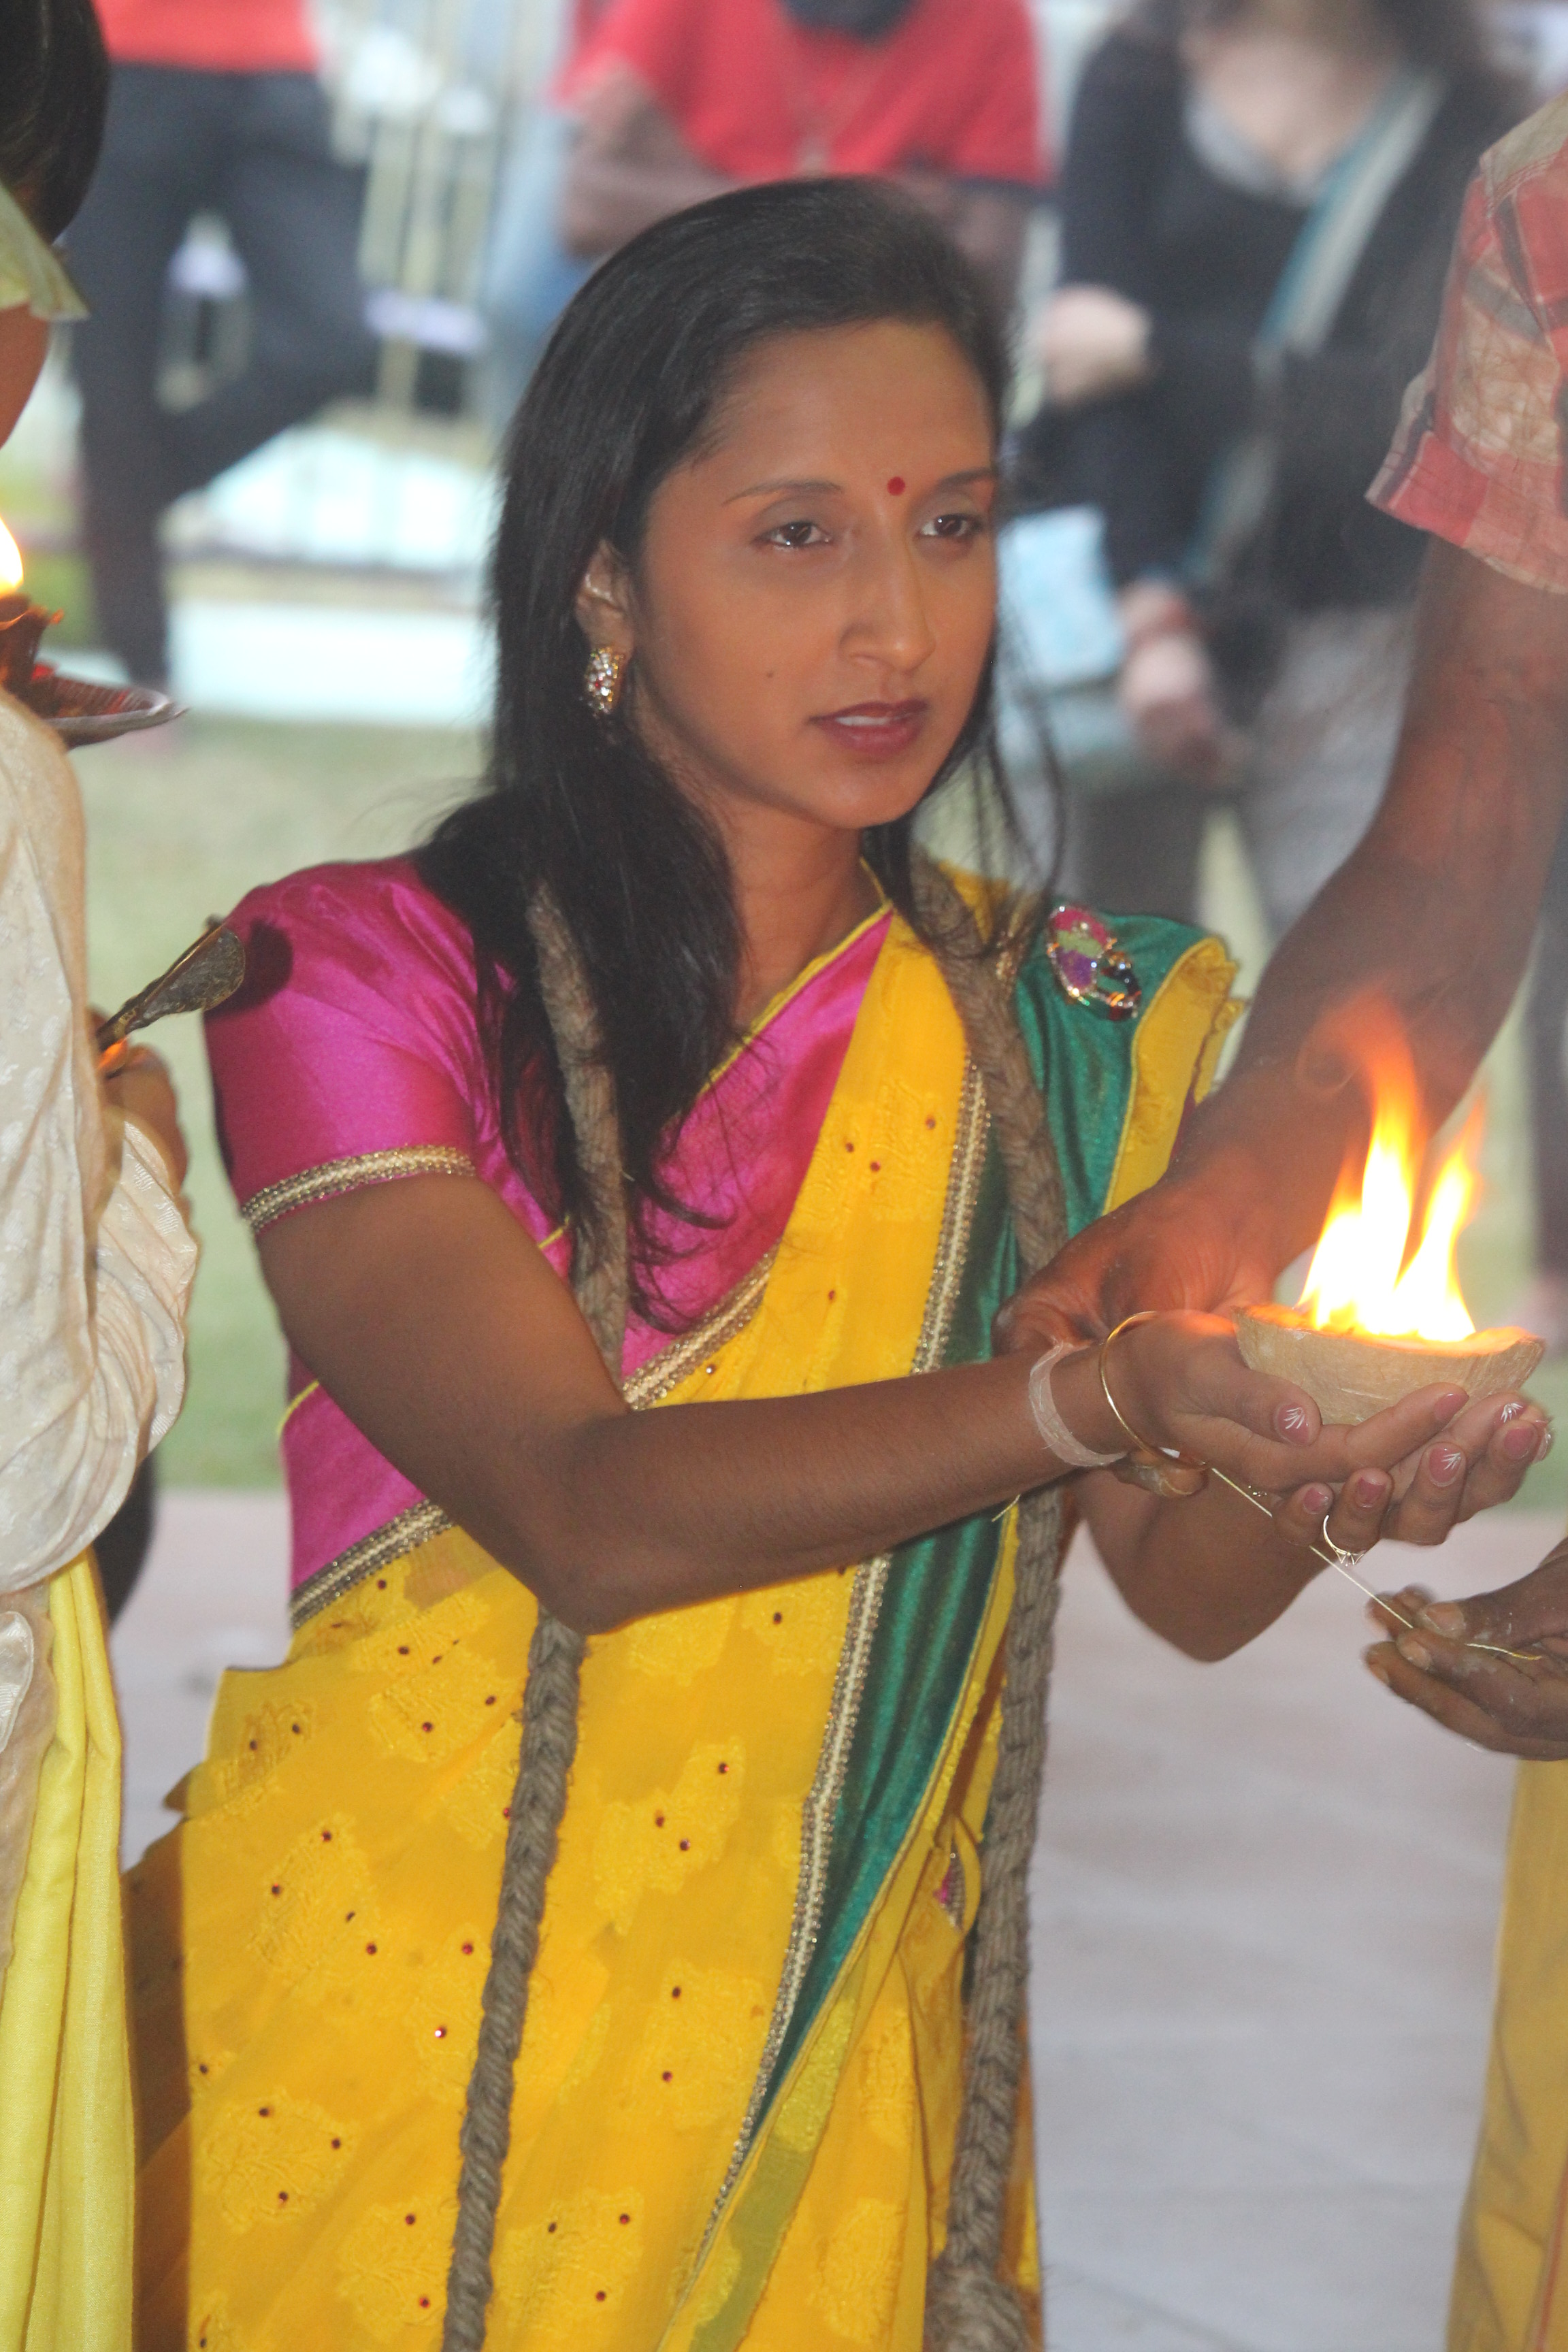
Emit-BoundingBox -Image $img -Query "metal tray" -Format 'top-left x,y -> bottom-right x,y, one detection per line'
21,666 -> 182,745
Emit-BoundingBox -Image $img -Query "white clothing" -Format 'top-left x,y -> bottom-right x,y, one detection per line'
0,685 -> 195,1579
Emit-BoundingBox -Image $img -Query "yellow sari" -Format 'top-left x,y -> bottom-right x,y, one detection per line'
1450,1763 -> 1568,2351
0,1556 -> 134,2352
130,903 -> 1235,2351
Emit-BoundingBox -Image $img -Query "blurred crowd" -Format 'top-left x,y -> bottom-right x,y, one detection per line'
18,1 -> 1568,2345
56,0 -> 1568,1347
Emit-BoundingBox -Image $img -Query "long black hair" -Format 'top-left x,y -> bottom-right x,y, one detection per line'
419,178 -> 1015,1302
0,0 -> 108,236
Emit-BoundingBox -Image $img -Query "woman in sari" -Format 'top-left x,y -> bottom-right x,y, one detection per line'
128,179 -> 1545,2352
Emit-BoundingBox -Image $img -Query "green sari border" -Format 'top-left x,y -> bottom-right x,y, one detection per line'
670,909 -> 1212,2351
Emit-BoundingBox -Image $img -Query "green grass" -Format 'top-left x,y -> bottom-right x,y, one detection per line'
80,715 -> 479,1483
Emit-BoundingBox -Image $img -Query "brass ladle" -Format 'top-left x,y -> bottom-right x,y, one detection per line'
95,922 -> 246,1065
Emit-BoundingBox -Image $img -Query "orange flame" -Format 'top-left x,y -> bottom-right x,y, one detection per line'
1297,1007 -> 1481,1342
0,519 -> 20,592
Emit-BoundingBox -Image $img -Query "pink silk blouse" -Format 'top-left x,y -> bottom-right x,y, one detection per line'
206,858 -> 890,1598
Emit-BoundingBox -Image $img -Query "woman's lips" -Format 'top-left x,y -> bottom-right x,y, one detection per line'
812,700 -> 929,758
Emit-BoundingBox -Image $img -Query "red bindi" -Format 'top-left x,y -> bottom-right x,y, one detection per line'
886,476 -> 905,495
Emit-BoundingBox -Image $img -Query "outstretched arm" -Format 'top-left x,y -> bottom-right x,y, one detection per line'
1000,538 -> 1568,1352
253,1175 -> 1516,1637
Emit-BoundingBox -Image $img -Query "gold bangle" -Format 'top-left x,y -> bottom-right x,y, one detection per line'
1096,1310 -> 1162,1451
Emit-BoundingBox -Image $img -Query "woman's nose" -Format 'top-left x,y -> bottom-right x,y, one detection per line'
846,535 -> 936,671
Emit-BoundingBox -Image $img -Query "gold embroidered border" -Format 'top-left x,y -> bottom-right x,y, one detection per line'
624,1251 -> 777,1410
242,1147 -> 475,1235
289,1500 -> 453,1630
699,1051 -> 993,2249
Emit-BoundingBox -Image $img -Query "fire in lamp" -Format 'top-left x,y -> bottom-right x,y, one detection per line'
1235,1007 -> 1542,1421
0,514 -> 56,694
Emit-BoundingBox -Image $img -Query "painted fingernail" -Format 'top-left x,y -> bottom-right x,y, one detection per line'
1301,1484 -> 1333,1514
1503,1422 -> 1539,1461
1539,1424 -> 1556,1458
1397,1635 -> 1433,1670
1418,1601 -> 1465,1636
1352,1471 -> 1386,1507
1499,1401 -> 1526,1423
1428,1446 -> 1465,1486
1277,1403 -> 1311,1439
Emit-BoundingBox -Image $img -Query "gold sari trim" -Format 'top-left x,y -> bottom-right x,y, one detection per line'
289,1501 -> 454,1629
242,1145 -> 475,1234
698,1049 -> 992,2252
624,1251 -> 778,1408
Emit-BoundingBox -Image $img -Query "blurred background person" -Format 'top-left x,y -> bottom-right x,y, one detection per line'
480,0 -> 610,429
1026,0 -> 1518,932
553,0 -> 1045,317
66,0 -> 377,689
0,0 -> 195,2336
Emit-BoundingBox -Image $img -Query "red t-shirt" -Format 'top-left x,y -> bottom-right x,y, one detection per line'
566,0 -> 1044,186
96,0 -> 317,73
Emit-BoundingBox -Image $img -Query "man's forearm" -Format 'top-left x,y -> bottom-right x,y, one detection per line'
1177,540 -> 1568,1247
559,146 -> 734,259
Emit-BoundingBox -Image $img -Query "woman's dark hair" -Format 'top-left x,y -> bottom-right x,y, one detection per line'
1131,0 -> 1512,95
0,0 -> 108,238
419,178 -> 1014,1310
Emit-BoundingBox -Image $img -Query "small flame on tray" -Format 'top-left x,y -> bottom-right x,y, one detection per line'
1298,1006 -> 1481,1343
0,518 -> 22,592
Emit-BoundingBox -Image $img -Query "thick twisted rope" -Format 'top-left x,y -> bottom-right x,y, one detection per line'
913,853 -> 1071,2352
441,892 -> 629,2352
441,863 -> 1070,2349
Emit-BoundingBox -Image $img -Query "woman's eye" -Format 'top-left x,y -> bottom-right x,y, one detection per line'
763,519 -> 830,550
920,510 -> 985,542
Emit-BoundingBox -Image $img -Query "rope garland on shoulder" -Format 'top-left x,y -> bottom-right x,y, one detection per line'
442,859 -> 1072,2351
440,890 -> 627,2352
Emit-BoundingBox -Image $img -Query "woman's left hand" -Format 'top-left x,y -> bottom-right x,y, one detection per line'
1036,284 -> 1154,408
1100,1311 -> 1550,1549
1267,1388 -> 1552,1560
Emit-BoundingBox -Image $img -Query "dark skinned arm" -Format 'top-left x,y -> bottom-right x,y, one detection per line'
897,172 -> 1030,317
251,1172 -> 1504,1640
1000,538 -> 1568,1351
559,67 -> 736,259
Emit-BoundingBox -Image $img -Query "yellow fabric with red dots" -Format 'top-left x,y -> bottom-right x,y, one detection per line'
127,908 -> 1213,2351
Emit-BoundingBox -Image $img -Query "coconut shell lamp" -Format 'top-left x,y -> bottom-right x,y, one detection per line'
1234,1041 -> 1542,1423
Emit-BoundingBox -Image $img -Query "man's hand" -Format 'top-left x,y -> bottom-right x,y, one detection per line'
1367,1548 -> 1568,1758
994,1155 -> 1284,1356
103,1043 -> 188,1189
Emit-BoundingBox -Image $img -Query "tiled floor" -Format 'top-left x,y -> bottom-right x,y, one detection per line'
112,1496 -> 1558,2350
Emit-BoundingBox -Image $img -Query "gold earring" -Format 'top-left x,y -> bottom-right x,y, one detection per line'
584,644 -> 627,717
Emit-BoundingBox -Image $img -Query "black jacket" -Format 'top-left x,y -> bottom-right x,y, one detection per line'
1031,33 -> 1516,610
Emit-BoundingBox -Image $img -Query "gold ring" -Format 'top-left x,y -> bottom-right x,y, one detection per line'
1319,1509 -> 1365,1572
